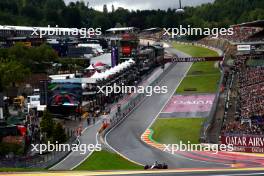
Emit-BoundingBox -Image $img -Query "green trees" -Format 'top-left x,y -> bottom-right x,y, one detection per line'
0,44 -> 31,89
40,111 -> 55,139
92,15 -> 111,32
53,123 -> 67,143
40,111 -> 67,143
0,43 -> 58,75
0,143 -> 24,156
0,60 -> 30,89
0,0 -> 263,32
103,4 -> 108,14
62,4 -> 82,28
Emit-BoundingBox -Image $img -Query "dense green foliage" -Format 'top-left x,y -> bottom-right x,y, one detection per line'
0,0 -> 263,30
3,43 -> 58,72
0,60 -> 30,89
52,123 -> 67,143
40,111 -> 67,143
40,111 -> 55,139
0,142 -> 24,156
0,43 -> 58,89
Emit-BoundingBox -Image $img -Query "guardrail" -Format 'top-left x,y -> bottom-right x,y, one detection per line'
199,72 -> 224,143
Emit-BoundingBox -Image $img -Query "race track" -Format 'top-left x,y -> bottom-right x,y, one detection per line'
105,47 -> 226,168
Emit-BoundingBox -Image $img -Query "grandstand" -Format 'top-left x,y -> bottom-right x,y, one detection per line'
221,54 -> 264,135
218,20 -> 264,43
0,25 -> 79,39
220,21 -> 264,138
105,27 -> 139,37
200,20 -> 264,147
199,20 -> 264,57
139,28 -> 164,40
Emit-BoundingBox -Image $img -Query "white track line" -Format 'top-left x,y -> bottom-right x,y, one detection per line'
104,95 -> 148,166
53,64 -> 171,169
103,64 -> 174,166
144,62 -> 192,131
140,48 -> 231,166
70,132 -> 99,170
49,120 -> 101,170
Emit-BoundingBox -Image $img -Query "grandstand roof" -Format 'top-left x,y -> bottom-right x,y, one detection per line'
232,20 -> 264,28
0,25 -> 80,32
106,27 -> 138,32
247,29 -> 264,40
143,27 -> 162,31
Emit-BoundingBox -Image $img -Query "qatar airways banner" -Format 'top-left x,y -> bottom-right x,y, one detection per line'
221,135 -> 264,153
167,56 -> 223,62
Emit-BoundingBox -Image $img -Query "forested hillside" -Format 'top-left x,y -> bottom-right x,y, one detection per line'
0,0 -> 263,30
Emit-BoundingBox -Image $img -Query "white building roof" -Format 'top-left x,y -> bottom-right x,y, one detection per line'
106,27 -> 136,32
49,74 -> 75,80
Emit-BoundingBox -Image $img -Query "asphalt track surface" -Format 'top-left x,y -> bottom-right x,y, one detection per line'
105,47 -> 226,168
3,169 -> 264,176
50,53 -> 173,170
3,47 -> 264,176
103,170 -> 264,176
49,121 -> 101,170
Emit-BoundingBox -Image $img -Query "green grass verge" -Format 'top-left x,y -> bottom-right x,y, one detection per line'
149,44 -> 218,145
74,150 -> 143,171
187,62 -> 220,76
176,74 -> 220,93
172,43 -> 218,57
173,42 -> 220,93
0,168 -> 46,172
151,118 -> 204,144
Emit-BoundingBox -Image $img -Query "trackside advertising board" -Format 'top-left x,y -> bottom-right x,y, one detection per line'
221,135 -> 264,153
237,45 -> 251,51
166,56 -> 223,62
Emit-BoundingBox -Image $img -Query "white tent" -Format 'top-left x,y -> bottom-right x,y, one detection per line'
85,65 -> 95,70
128,58 -> 135,64
91,71 -> 100,79
49,74 -> 75,80
89,60 -> 135,81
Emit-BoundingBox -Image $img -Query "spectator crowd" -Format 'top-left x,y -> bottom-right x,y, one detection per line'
218,26 -> 262,42
221,55 -> 264,135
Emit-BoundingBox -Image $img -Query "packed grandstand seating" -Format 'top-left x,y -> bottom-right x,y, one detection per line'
245,30 -> 264,42
194,21 -> 264,137
238,67 -> 264,119
221,55 -> 264,135
222,120 -> 264,135
218,26 -> 262,42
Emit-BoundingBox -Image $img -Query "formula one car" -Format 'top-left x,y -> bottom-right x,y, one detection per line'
144,161 -> 168,170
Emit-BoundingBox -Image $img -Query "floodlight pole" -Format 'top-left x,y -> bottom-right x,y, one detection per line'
179,0 -> 182,9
